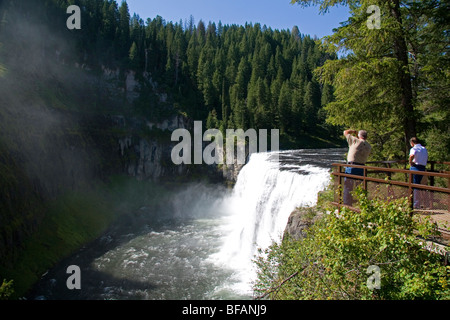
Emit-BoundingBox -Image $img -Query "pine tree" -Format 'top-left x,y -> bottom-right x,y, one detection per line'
187,31 -> 200,83
278,80 -> 292,134
118,1 -> 130,58
206,109 -> 219,129
303,81 -> 320,130
197,20 -> 206,43
291,0 -> 447,157
129,41 -> 139,69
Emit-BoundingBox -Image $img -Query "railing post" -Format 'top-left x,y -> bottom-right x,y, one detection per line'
447,172 -> 450,213
430,162 -> 435,187
363,167 -> 367,191
408,170 -> 414,211
338,165 -> 342,213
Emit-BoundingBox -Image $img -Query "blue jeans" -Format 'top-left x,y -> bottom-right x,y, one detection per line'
410,165 -> 425,184
345,166 -> 364,176
410,165 -> 426,208
343,166 -> 364,205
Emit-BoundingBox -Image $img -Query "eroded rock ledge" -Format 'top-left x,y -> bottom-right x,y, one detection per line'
284,206 -> 323,241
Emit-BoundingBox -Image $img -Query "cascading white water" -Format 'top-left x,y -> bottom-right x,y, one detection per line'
212,151 -> 333,295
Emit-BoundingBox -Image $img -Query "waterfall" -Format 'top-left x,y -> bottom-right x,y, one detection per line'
212,150 -> 335,295
28,148 -> 344,300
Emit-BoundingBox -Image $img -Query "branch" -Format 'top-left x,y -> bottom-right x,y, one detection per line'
254,271 -> 299,300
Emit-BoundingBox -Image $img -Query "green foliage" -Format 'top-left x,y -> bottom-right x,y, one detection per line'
292,0 -> 449,160
254,188 -> 450,300
0,279 -> 14,300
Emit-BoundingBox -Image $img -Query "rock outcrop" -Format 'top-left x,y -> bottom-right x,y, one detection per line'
284,207 -> 322,241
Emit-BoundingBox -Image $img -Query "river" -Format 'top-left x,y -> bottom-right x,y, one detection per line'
27,148 -> 345,300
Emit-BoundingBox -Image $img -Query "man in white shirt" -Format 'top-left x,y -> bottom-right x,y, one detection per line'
409,137 -> 428,208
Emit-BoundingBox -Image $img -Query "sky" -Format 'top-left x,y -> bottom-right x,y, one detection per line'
124,0 -> 350,39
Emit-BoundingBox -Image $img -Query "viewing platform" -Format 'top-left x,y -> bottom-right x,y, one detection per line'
330,160 -> 450,260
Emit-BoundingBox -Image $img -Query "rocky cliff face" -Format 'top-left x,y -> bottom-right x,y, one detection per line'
221,160 -> 245,182
117,114 -> 192,181
108,69 -> 239,182
284,207 -> 322,241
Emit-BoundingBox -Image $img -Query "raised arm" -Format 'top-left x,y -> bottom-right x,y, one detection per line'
343,129 -> 357,137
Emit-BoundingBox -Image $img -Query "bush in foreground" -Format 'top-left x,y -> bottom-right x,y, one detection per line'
253,189 -> 450,300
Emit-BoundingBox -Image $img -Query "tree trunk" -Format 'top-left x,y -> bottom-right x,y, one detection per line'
390,0 -> 416,154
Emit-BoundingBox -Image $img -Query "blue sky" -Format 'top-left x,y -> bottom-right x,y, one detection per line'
125,0 -> 350,39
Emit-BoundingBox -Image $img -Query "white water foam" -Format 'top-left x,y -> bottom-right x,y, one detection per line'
210,151 -> 331,296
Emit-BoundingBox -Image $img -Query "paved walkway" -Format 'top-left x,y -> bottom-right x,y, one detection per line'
415,209 -> 450,246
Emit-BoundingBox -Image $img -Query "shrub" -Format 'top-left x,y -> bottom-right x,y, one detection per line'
253,188 -> 450,300
0,279 -> 14,300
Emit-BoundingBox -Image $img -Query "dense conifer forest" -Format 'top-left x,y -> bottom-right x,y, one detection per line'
1,0 -> 342,149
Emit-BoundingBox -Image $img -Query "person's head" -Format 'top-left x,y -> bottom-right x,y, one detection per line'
410,137 -> 419,147
358,130 -> 368,140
